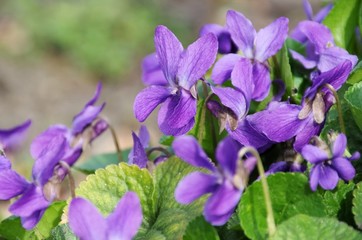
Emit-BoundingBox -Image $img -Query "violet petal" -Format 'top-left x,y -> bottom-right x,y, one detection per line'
0,119 -> 32,152
9,185 -> 49,218
226,10 -> 255,58
254,17 -> 289,62
319,165 -> 339,190
134,86 -> 172,122
332,133 -> 347,158
107,192 -> 143,240
318,47 -> 357,72
290,50 -> 317,69
204,181 -> 242,225
248,102 -> 306,142
230,58 -> 254,102
154,25 -> 183,85
301,144 -> 328,163
129,132 -> 148,168
175,172 -> 217,204
158,89 -> 196,135
211,86 -> 248,120
309,164 -> 320,191
251,62 -> 271,101
172,135 -> 215,171
216,136 -> 240,176
142,53 -> 168,86
211,54 -> 241,85
69,197 -> 107,240
0,169 -> 30,200
332,157 -> 355,181
177,33 -> 218,90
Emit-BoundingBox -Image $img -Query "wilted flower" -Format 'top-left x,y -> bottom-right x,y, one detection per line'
69,192 -> 143,240
301,134 -> 360,191
173,136 -> 255,225
134,25 -> 218,136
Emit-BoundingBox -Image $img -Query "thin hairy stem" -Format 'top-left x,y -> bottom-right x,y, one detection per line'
108,124 -> 123,162
238,147 -> 276,237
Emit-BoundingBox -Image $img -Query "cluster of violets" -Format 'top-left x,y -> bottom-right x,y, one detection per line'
0,0 -> 360,238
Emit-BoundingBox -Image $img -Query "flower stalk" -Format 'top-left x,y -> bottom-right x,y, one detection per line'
108,124 -> 123,162
238,146 -> 276,236
324,83 -> 345,134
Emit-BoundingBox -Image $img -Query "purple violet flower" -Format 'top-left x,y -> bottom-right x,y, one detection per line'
290,21 -> 357,72
128,125 -> 150,168
0,135 -> 67,229
69,192 -> 143,240
248,61 -> 352,151
199,24 -> 238,54
211,10 -> 288,101
173,136 -> 256,225
31,82 -> 108,169
0,119 -> 31,153
265,161 -> 306,176
301,134 -> 360,191
134,25 -> 218,136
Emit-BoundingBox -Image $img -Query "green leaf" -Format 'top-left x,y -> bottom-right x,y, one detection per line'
323,182 -> 355,216
74,157 -> 204,239
323,0 -> 360,49
74,151 -> 129,174
344,81 -> 362,132
278,44 -> 294,100
183,216 -> 219,240
76,163 -> 156,231
150,157 -> 206,239
352,181 -> 362,229
189,98 -> 218,157
35,201 -> 67,239
347,61 -> 362,84
159,135 -> 174,146
47,224 -> 76,240
271,214 -> 362,240
238,173 -> 327,240
0,216 -> 31,240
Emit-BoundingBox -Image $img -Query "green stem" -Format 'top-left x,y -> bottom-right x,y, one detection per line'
108,124 -> 123,162
238,147 -> 276,237
324,83 -> 346,134
146,147 -> 172,158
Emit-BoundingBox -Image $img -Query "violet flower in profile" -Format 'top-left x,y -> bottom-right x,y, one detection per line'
290,21 -> 357,72
31,82 -> 108,170
266,161 -> 306,176
211,10 -> 288,101
0,134 -> 66,229
134,25 -> 218,136
290,0 -> 332,44
199,24 -> 238,54
301,134 -> 360,191
128,125 -> 150,168
69,192 -> 143,240
173,136 -> 255,225
0,119 -> 31,153
248,61 -> 352,151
